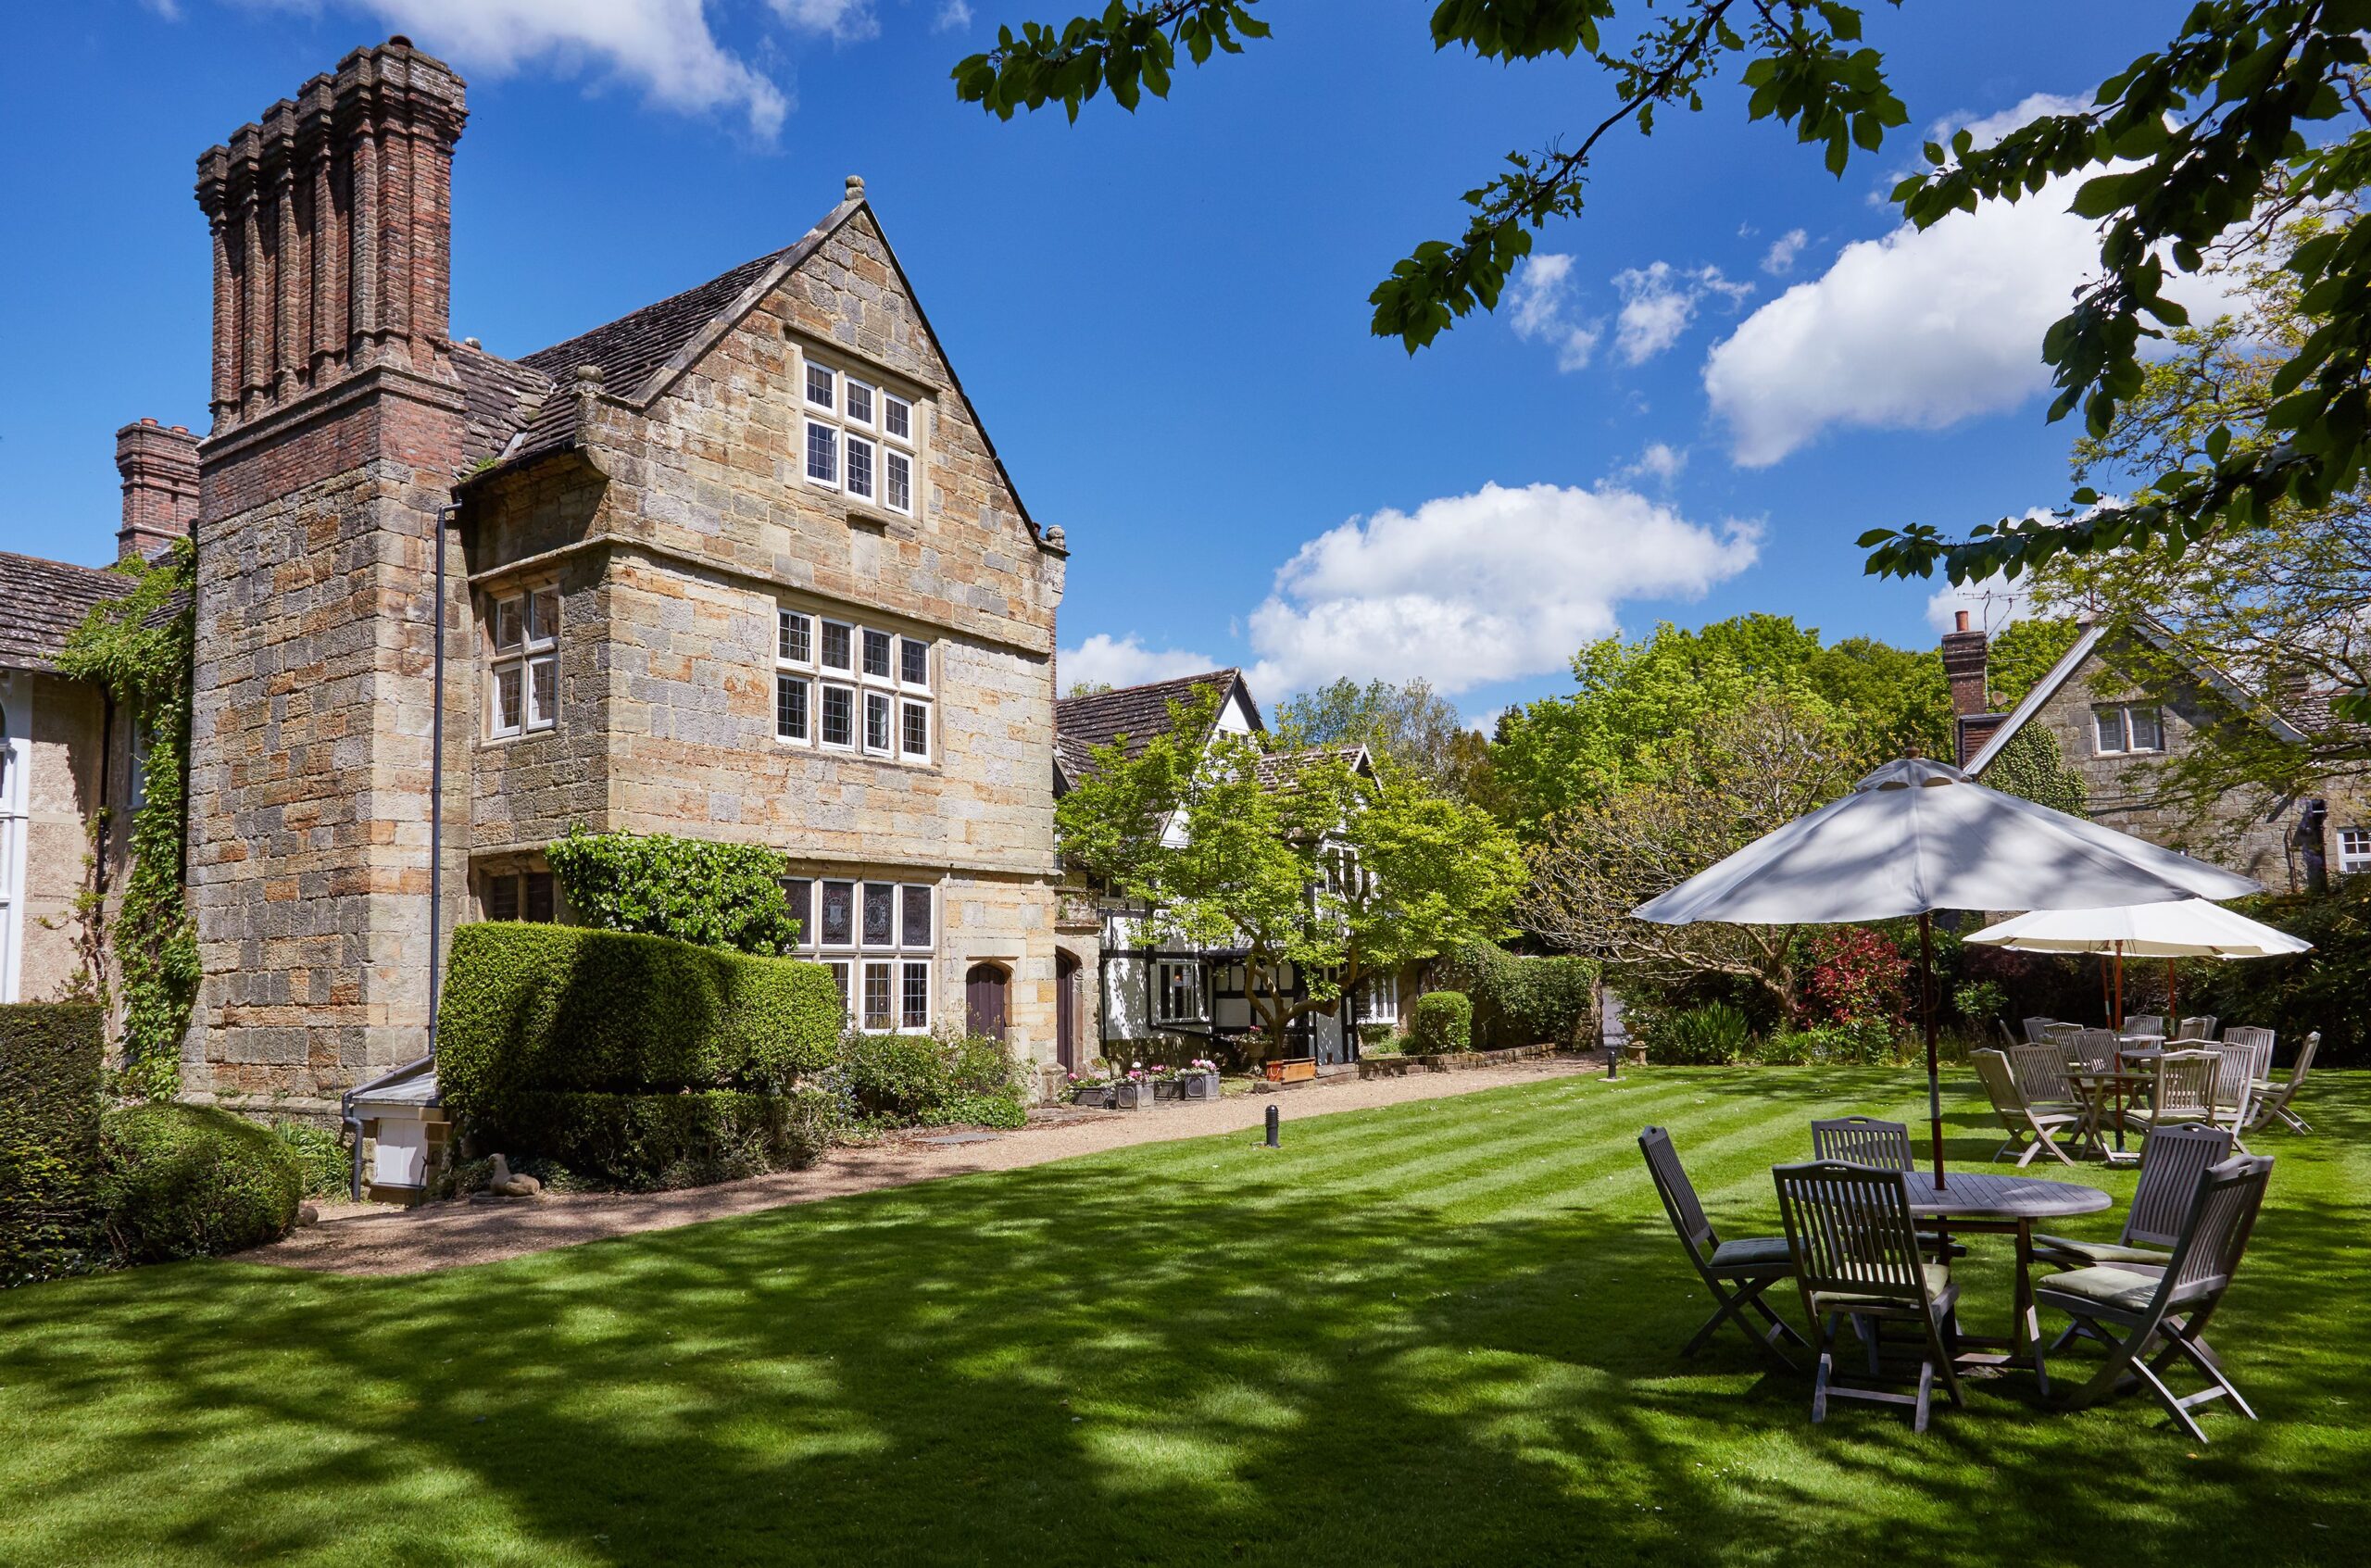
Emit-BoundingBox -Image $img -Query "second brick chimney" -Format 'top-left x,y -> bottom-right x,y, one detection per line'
1940,609 -> 1989,716
114,420 -> 200,561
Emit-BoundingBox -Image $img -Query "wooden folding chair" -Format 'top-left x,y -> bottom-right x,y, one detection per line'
2035,1153 -> 2274,1442
2122,1014 -> 2167,1041
1638,1127 -> 1808,1368
2205,1044 -> 2262,1151
2175,1015 -> 2217,1041
2129,1049 -> 2218,1135
2247,1032 -> 2320,1135
2022,1016 -> 2060,1045
2035,1123 -> 2231,1273
1773,1160 -> 1963,1433
1974,1049 -> 2082,1167
1810,1116 -> 1913,1169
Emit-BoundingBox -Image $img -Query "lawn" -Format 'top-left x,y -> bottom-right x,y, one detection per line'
4,1069 -> 2365,1567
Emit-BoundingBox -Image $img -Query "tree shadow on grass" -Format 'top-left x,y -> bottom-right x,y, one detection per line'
3,1073 -> 2366,1567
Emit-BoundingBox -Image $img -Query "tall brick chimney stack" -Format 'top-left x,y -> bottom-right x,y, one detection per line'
1940,608 -> 1990,717
184,37 -> 471,1118
114,420 -> 200,561
194,36 -> 466,431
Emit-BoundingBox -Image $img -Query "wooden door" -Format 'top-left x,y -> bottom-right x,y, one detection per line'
1055,951 -> 1079,1070
966,962 -> 1009,1042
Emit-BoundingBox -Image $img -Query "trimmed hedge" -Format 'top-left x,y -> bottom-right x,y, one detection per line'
494,1089 -> 837,1190
1411,991 -> 1473,1055
1,1004 -> 106,1286
98,1103 -> 304,1262
436,923 -> 842,1123
1436,946 -> 1599,1051
834,1029 -> 1027,1130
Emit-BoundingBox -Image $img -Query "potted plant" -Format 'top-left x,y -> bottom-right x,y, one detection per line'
1178,1057 -> 1223,1101
1148,1062 -> 1183,1101
1067,1069 -> 1117,1109
1111,1065 -> 1157,1110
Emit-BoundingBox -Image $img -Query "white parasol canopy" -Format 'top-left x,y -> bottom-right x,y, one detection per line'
1631,758 -> 2261,1185
1964,899 -> 2311,959
1633,758 -> 2260,925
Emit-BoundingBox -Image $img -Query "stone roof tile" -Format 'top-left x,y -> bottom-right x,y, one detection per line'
0,552 -> 138,672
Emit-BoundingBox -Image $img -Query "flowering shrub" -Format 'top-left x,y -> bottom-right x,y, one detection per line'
1186,1058 -> 1219,1073
1802,927 -> 1909,1032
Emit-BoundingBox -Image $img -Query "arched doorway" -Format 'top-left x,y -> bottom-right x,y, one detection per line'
966,962 -> 1009,1042
1055,951 -> 1081,1070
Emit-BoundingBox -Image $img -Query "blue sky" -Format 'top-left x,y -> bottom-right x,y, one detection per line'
0,1 -> 2194,721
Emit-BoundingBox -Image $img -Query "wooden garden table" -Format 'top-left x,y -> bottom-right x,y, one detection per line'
1901,1170 -> 2113,1378
2068,1066 -> 2152,1163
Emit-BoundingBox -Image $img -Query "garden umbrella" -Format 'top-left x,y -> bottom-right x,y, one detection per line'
1631,758 -> 2260,1185
1965,899 -> 2310,1025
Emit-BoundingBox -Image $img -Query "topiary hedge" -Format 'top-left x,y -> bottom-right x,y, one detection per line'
495,1089 -> 838,1190
1,1004 -> 106,1286
1411,990 -> 1473,1055
1436,946 -> 1599,1050
436,922 -> 842,1122
98,1102 -> 304,1262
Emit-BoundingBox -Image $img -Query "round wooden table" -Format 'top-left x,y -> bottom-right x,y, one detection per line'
1901,1170 -> 2113,1385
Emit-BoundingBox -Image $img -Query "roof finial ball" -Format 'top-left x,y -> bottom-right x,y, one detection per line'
846,174 -> 866,203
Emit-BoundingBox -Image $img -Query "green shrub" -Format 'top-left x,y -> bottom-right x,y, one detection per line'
98,1103 -> 304,1262
1,1004 -> 106,1286
435,923 -> 841,1130
834,1028 -> 1027,1130
270,1121 -> 350,1201
544,826 -> 802,954
1410,991 -> 1473,1054
1651,1002 -> 1752,1065
1755,1019 -> 1903,1066
1436,946 -> 1599,1050
494,1089 -> 838,1190
1987,724 -> 2089,818
2193,881 -> 2371,1067
1951,980 -> 2007,1033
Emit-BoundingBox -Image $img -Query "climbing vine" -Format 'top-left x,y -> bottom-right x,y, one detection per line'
1987,725 -> 2089,821
56,540 -> 197,1098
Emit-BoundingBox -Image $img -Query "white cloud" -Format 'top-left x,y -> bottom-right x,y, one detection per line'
1612,262 -> 1752,365
1705,173 -> 2237,467
768,0 -> 878,42
1245,482 -> 1760,697
1059,634 -> 1218,693
1761,228 -> 1807,275
1924,572 -> 2039,635
933,0 -> 973,30
1620,442 -> 1687,484
1506,254 -> 1600,371
1943,91 -> 2095,152
269,2 -> 793,137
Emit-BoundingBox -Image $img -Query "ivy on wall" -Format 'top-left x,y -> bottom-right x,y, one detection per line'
1986,724 -> 2089,821
56,541 -> 197,1098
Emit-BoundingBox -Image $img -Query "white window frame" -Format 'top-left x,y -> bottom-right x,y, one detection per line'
2092,703 -> 2165,756
820,683 -> 858,751
1358,972 -> 1399,1023
0,672 -> 27,1002
485,584 -> 559,740
791,872 -> 935,1033
775,608 -> 814,746
2339,826 -> 2371,876
898,697 -> 932,764
793,350 -> 918,515
1156,960 -> 1208,1024
804,419 -> 840,488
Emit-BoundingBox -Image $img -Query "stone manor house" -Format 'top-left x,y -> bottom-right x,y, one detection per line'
1,37 -> 1087,1122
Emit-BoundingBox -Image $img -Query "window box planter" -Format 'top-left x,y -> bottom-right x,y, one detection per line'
1071,1085 -> 1115,1109
1112,1081 -> 1157,1110
1178,1069 -> 1222,1102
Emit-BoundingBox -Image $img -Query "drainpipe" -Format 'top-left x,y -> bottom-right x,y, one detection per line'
427,503 -> 458,1050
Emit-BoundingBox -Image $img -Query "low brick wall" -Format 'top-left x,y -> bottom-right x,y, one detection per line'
1356,1042 -> 1567,1080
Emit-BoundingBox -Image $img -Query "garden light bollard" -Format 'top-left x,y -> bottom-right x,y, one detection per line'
1264,1104 -> 1280,1148
1605,1040 -> 1621,1081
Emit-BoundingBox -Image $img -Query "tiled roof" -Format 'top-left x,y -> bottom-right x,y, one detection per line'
1254,746 -> 1370,792
500,209 -> 847,464
450,341 -> 553,468
0,552 -> 138,671
1055,669 -> 1248,778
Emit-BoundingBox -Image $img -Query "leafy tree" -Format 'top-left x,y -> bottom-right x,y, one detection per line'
957,3 -> 2371,625
1057,711 -> 1523,1060
1269,676 -> 1490,797
1485,613 -> 1940,835
1065,680 -> 1114,697
1985,617 -> 2084,710
1983,724 -> 2089,819
1520,692 -> 1867,1017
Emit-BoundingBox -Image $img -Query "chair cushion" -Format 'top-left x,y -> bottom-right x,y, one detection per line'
2035,1265 -> 2163,1314
2032,1235 -> 2173,1269
1708,1236 -> 1792,1273
1809,1261 -> 1951,1311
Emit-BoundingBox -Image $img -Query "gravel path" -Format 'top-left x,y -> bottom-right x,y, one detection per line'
247,1057 -> 1597,1277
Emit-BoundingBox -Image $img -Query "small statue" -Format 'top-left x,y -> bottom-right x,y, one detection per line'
486,1154 -> 543,1198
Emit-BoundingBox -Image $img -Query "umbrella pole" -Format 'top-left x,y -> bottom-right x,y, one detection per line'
2167,957 -> 2177,1020
2114,945 -> 2125,1030
1920,911 -> 1945,1188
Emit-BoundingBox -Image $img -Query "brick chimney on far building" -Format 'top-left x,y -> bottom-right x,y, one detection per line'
1939,610 -> 2008,766
114,420 -> 200,561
